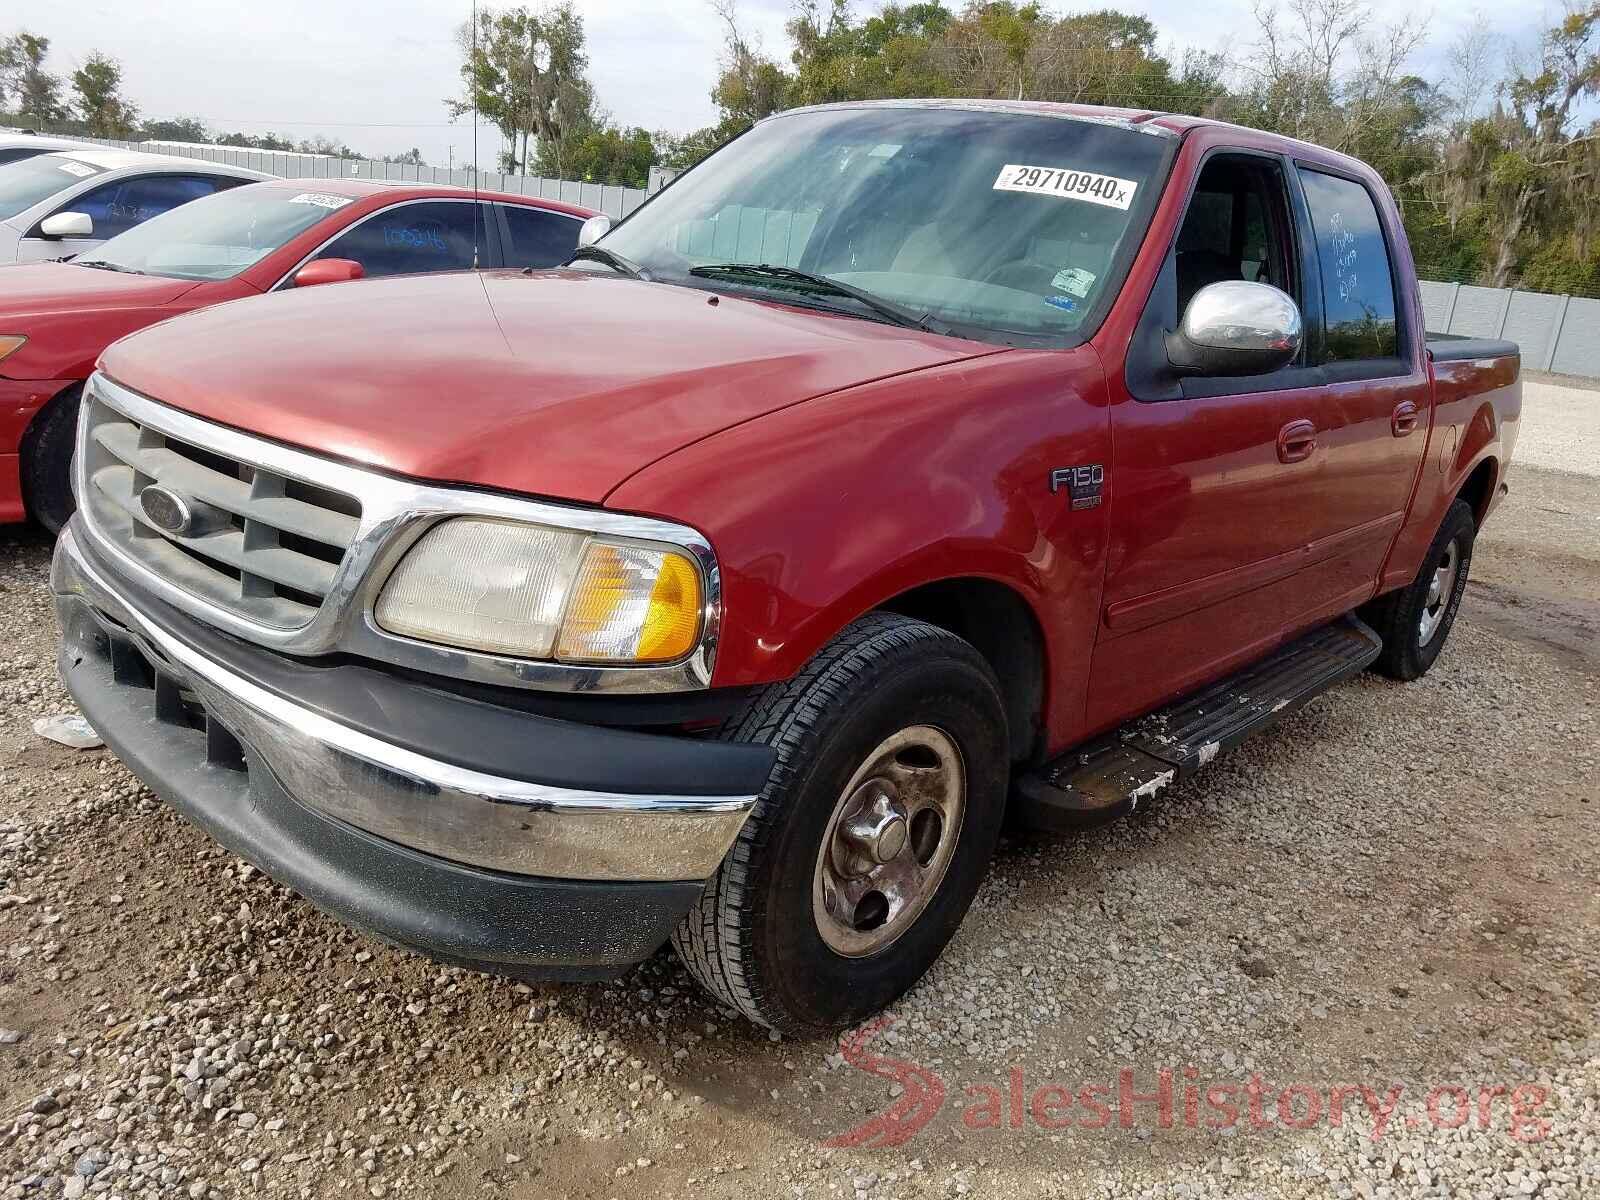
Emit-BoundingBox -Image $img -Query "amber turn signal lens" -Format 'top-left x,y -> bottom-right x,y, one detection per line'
556,543 -> 703,663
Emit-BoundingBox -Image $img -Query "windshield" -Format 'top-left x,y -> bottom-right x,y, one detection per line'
0,155 -> 104,220
81,185 -> 351,280
601,105 -> 1172,343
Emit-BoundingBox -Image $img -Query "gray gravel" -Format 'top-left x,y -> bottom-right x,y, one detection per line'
1516,379 -> 1600,478
2,382 -> 1597,1198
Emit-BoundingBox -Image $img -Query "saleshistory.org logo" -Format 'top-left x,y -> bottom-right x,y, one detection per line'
823,1019 -> 1553,1149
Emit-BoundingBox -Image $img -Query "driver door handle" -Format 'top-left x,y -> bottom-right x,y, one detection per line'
1277,419 -> 1318,464
1392,400 -> 1420,437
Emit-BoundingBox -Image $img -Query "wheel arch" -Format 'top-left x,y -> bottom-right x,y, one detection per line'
1454,456 -> 1498,527
16,378 -> 86,527
875,575 -> 1048,766
18,377 -> 85,454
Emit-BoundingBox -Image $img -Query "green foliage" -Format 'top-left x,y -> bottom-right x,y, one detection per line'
1,32 -> 67,126
216,130 -> 296,151
654,125 -> 729,172
214,131 -> 361,156
71,52 -> 137,138
1403,204 -> 1493,285
448,3 -> 594,176
544,124 -> 654,187
137,116 -> 210,143
1521,235 -> 1600,296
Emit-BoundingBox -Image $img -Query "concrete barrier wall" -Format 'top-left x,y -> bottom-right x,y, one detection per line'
1418,281 -> 1597,379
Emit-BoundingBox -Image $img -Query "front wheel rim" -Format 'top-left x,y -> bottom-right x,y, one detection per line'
812,725 -> 966,958
1418,539 -> 1460,647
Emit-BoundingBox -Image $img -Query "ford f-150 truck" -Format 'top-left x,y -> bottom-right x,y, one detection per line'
51,101 -> 1521,1035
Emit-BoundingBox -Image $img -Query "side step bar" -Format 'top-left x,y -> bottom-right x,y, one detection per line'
1013,615 -> 1382,831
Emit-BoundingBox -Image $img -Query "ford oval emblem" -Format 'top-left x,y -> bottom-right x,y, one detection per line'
140,485 -> 193,535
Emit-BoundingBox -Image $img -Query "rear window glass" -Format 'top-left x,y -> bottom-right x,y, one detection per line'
1298,169 -> 1399,361
501,204 -> 581,268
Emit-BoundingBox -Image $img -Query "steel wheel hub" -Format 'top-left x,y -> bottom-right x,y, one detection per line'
813,725 -> 966,958
1419,539 -> 1460,647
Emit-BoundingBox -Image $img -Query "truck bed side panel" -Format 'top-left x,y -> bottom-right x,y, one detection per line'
1380,350 -> 1521,594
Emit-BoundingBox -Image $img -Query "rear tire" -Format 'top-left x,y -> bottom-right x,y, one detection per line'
20,383 -> 83,536
672,613 -> 1009,1035
1364,498 -> 1475,681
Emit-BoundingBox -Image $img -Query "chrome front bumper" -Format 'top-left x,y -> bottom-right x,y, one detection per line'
52,521 -> 762,884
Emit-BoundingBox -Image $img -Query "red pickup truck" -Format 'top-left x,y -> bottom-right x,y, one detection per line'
0,178 -> 593,532
51,101 -> 1520,1035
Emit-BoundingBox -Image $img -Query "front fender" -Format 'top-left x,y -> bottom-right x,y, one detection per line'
605,347 -> 1112,749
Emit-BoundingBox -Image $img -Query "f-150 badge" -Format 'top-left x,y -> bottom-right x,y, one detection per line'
1049,464 -> 1104,510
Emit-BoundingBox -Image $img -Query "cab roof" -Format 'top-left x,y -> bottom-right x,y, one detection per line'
773,99 -> 1374,176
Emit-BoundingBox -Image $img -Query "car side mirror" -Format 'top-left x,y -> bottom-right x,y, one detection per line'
576,215 -> 612,247
1166,281 -> 1302,377
40,212 -> 94,240
293,258 -> 365,288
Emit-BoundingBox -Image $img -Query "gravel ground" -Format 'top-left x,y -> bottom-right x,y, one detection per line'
2,384 -> 1598,1199
1514,380 -> 1598,479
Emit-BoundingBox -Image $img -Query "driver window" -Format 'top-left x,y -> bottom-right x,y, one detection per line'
1174,157 -> 1294,314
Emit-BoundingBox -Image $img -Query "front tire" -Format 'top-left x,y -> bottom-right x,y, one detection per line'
673,613 -> 1009,1035
1364,498 -> 1475,681
20,383 -> 83,536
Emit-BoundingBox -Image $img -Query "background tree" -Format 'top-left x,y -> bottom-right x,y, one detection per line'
561,124 -> 655,186
1,32 -> 67,128
137,115 -> 210,142
1448,5 -> 1600,287
449,3 -> 595,177
72,51 -> 137,138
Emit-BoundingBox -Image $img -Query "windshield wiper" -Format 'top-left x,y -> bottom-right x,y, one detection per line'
688,263 -> 949,334
72,259 -> 145,275
565,244 -> 651,281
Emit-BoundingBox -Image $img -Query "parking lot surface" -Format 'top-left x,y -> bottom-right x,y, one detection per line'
1,384 -> 1597,1199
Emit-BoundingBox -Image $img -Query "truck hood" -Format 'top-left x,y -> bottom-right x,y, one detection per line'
97,270 -> 999,503
0,261 -> 200,317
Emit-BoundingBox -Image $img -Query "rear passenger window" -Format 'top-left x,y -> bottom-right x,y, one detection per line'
1297,169 -> 1399,362
501,205 -> 581,268
312,201 -> 481,278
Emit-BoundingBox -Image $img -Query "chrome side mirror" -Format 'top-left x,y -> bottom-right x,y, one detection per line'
40,211 -> 94,239
1167,280 -> 1302,377
577,214 -> 612,247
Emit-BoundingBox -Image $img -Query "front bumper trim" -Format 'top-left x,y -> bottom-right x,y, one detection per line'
52,522 -> 760,883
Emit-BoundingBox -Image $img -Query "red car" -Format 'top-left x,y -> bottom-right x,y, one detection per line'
54,102 -> 1521,1034
1,178 -> 595,530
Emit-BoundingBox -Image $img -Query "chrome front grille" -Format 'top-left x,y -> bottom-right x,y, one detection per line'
80,390 -> 362,631
72,372 -> 719,694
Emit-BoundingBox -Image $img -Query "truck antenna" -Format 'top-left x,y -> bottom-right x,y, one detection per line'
471,0 -> 481,269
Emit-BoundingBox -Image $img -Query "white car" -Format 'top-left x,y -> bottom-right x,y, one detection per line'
0,149 -> 269,265
0,133 -> 90,167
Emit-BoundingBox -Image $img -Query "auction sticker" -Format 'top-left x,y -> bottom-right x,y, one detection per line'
993,164 -> 1137,210
289,192 -> 352,210
57,161 -> 97,178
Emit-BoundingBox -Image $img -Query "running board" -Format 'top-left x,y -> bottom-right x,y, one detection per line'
1013,615 -> 1382,831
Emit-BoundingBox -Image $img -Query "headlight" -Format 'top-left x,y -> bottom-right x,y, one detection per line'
374,517 -> 706,665
0,335 -> 27,363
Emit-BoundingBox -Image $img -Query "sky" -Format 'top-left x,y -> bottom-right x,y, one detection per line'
5,0 -> 1561,168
